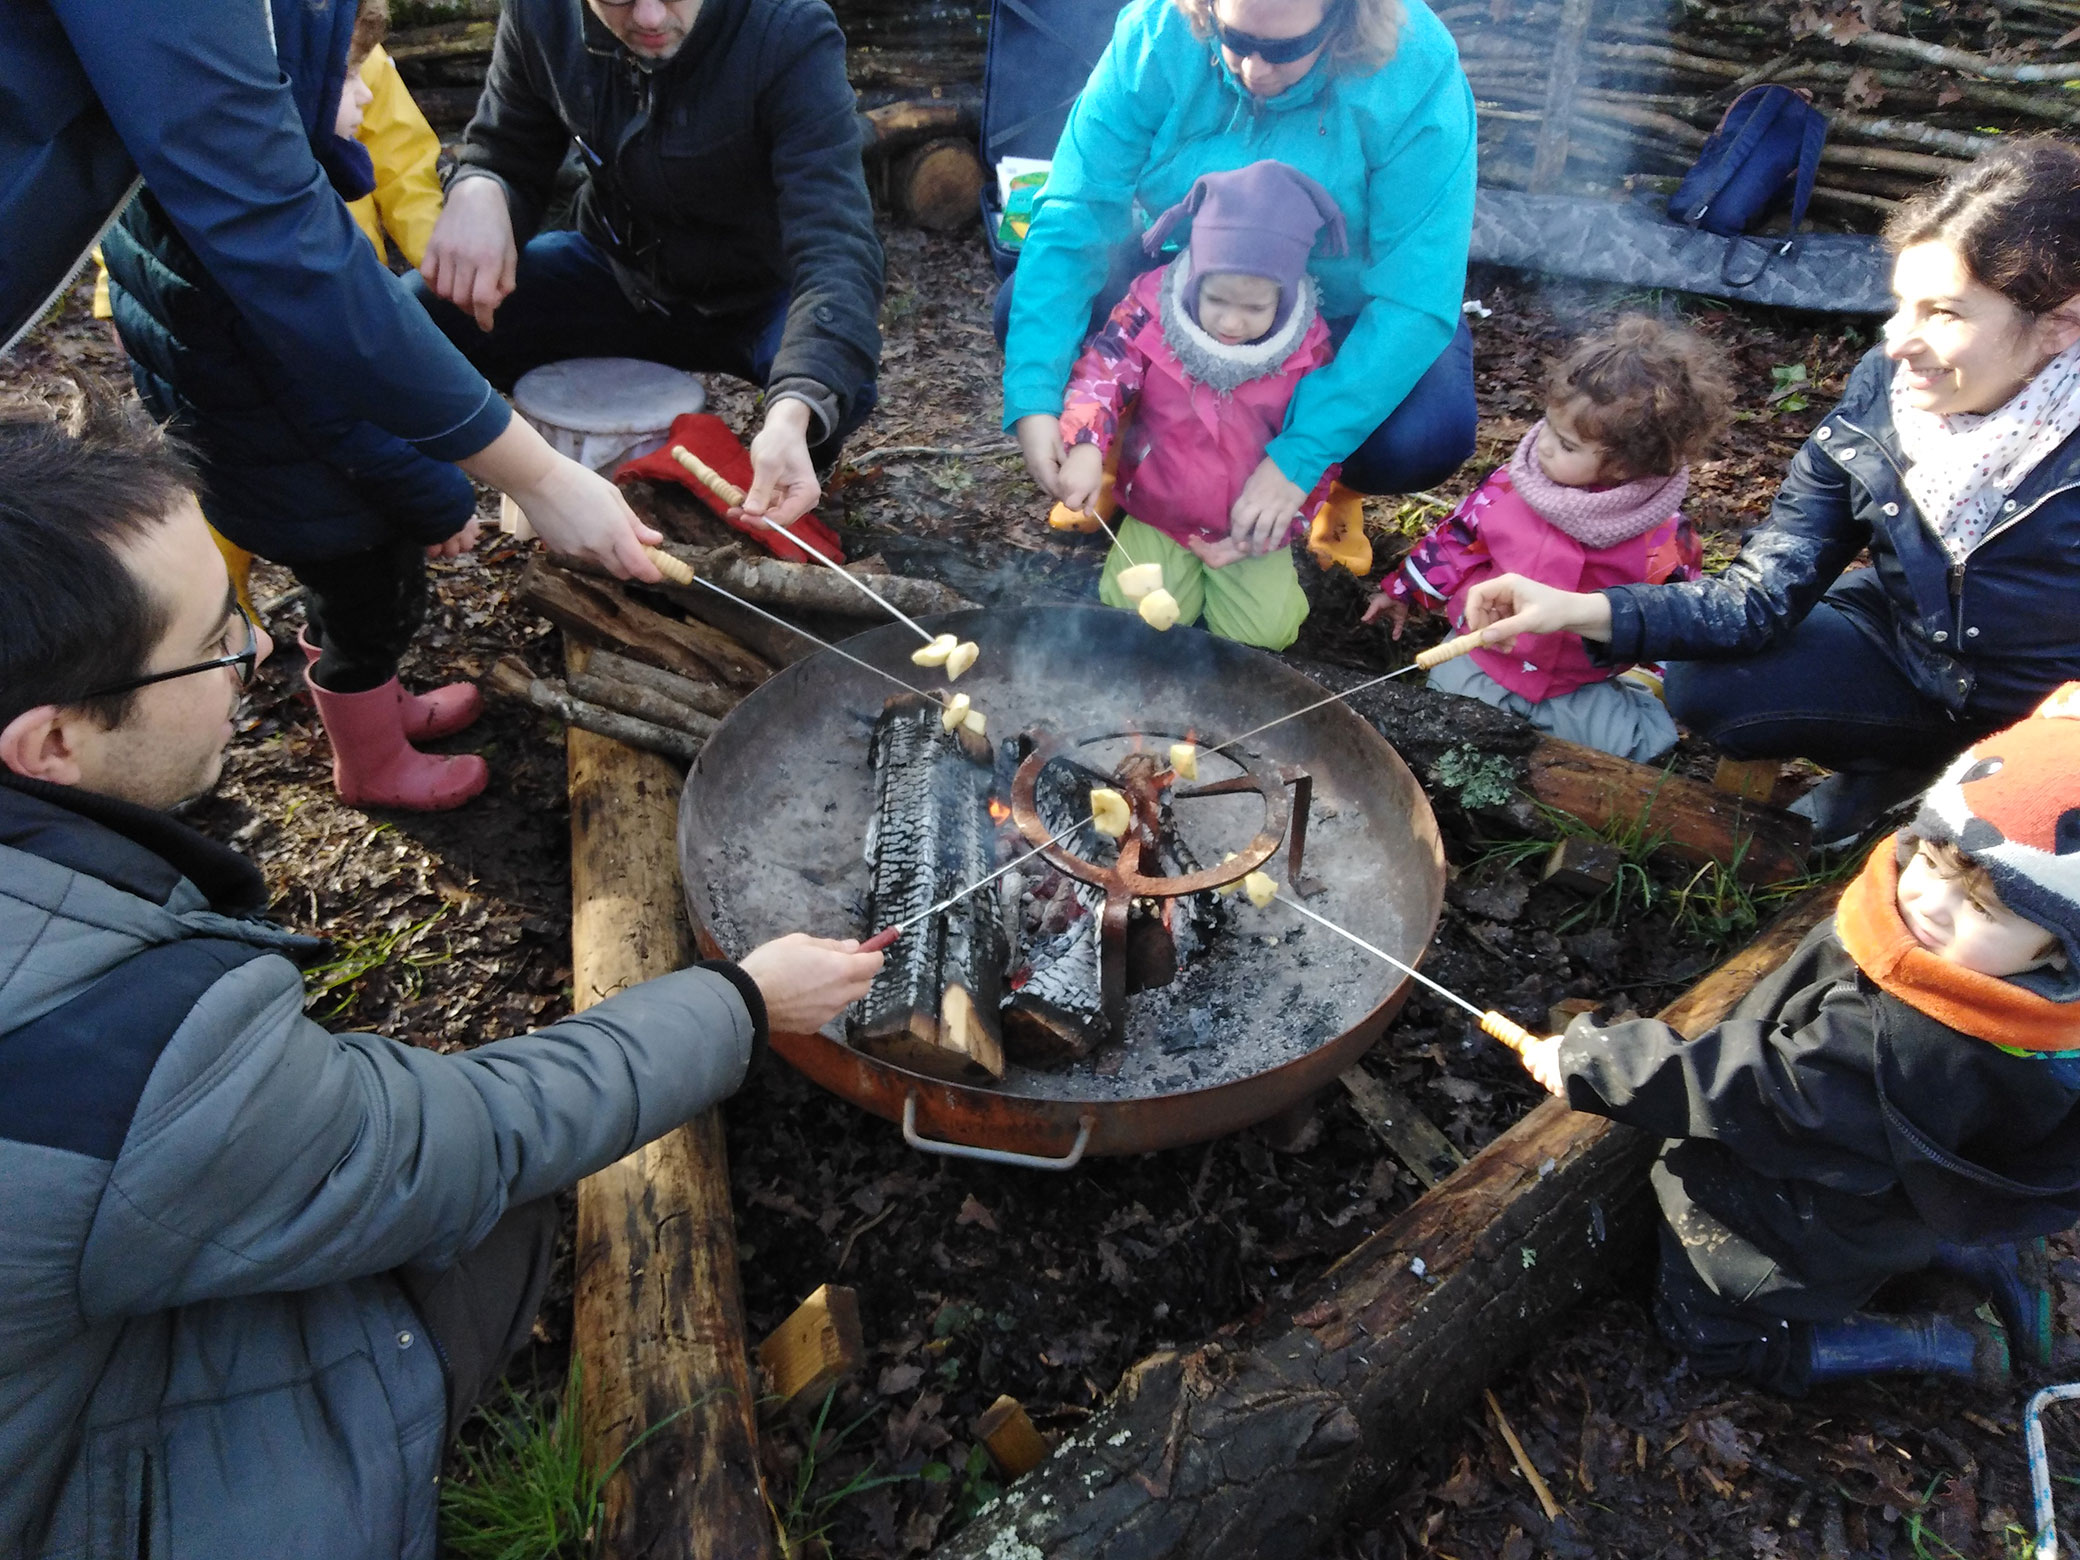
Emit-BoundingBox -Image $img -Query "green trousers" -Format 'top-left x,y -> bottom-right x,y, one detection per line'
1095,517 -> 1310,650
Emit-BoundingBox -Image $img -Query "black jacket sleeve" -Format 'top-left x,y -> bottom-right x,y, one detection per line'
453,6 -> 575,245
754,2 -> 883,425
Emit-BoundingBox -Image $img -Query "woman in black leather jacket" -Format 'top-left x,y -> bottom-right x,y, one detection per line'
1462,138 -> 2080,841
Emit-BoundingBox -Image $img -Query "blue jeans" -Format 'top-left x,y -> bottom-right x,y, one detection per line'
993,260 -> 1477,495
408,230 -> 877,466
1664,600 -> 1990,773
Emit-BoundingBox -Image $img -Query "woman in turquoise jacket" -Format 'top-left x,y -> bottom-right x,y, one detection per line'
1002,0 -> 1479,562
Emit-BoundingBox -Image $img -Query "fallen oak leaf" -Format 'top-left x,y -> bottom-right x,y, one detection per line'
955,1194 -> 998,1232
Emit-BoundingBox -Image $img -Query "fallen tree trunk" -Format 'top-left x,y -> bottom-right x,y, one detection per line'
931,888 -> 1841,1560
566,641 -> 774,1560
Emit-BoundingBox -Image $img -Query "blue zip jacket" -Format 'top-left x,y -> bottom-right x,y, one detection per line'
998,0 -> 1477,490
98,0 -> 474,563
1605,345 -> 2080,722
0,0 -> 507,464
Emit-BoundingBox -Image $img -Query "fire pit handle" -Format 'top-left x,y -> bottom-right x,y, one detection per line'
901,1093 -> 1094,1171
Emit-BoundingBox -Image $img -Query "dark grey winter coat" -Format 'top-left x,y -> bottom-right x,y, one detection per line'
1560,917 -> 2080,1318
453,0 -> 882,429
0,774 -> 764,1558
1603,344 -> 2080,723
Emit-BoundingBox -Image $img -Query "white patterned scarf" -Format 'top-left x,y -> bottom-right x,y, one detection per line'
1891,340 -> 2080,562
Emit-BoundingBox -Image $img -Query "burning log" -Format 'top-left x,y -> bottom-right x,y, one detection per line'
929,888 -> 1841,1560
852,695 -> 1009,1084
565,647 -> 773,1560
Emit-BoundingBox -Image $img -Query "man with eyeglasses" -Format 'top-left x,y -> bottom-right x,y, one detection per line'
414,0 -> 883,530
0,403 -> 883,1557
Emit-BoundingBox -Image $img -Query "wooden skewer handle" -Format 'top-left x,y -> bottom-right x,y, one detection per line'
1414,630 -> 1489,671
1479,1009 -> 1542,1053
642,546 -> 696,586
669,444 -> 748,508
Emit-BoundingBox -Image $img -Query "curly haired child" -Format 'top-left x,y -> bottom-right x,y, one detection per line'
1366,316 -> 1733,761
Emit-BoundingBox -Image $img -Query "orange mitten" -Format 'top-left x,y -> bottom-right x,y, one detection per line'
615,411 -> 846,565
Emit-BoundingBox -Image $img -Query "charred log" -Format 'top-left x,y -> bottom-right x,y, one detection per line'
853,696 -> 1008,1084
1003,755 -> 1111,1064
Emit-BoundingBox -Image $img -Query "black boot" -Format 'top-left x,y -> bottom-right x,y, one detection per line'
1801,1307 -> 2010,1388
1788,765 -> 1945,852
1932,1240 -> 2055,1370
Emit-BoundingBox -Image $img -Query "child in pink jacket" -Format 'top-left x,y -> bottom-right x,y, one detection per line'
1364,317 -> 1731,761
1053,161 -> 1346,650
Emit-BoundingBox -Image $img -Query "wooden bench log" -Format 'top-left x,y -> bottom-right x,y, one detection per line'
930,888 -> 1842,1559
567,641 -> 775,1560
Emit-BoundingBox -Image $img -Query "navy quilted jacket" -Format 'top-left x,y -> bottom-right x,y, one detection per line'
1604,345 -> 2080,722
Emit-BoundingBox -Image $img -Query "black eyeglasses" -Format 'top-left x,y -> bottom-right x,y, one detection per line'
81,602 -> 260,700
1213,0 -> 1345,64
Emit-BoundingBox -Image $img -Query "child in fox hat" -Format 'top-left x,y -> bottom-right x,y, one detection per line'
1513,685 -> 2080,1392
1051,160 -> 1348,650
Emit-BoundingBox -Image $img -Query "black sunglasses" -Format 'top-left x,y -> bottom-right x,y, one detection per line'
81,602 -> 260,700
1213,0 -> 1345,64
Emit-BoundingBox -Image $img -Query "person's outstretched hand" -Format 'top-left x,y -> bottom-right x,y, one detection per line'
737,933 -> 884,1034
459,419 -> 665,582
742,399 -> 821,531
1514,1034 -> 1565,1097
1228,457 -> 1304,555
1359,593 -> 1410,638
426,516 -> 482,561
1016,413 -> 1069,500
420,176 -> 518,333
1056,442 -> 1105,517
1461,573 -> 1614,652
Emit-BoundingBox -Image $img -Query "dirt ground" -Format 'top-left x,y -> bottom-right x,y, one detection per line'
13,225 -> 2080,1559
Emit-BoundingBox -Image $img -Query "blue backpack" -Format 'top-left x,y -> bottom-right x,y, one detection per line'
1668,85 -> 1829,284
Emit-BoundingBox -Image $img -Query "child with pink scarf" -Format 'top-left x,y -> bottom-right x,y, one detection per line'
1366,318 -> 1732,762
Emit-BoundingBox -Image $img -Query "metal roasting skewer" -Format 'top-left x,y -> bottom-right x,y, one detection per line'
863,816 -> 1096,949
1271,891 -> 1540,1053
668,445 -> 939,645
1202,629 -> 1492,758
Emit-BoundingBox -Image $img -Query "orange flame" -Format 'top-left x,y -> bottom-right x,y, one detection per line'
988,798 -> 1011,824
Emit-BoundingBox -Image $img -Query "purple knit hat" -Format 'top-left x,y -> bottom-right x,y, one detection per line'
1142,160 -> 1349,332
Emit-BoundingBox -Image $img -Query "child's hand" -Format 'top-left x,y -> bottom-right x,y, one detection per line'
426,517 -> 483,561
1016,414 -> 1070,499
1515,1034 -> 1566,1097
1184,532 -> 1249,569
1229,457 -> 1306,555
1359,594 -> 1409,638
1057,443 -> 1105,516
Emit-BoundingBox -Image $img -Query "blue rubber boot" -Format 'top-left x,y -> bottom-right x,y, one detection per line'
1802,1308 -> 2009,1388
1933,1240 -> 2056,1370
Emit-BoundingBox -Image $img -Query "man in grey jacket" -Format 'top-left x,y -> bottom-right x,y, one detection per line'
0,402 -> 882,1558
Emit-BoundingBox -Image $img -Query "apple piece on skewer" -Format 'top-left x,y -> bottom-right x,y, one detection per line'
912,634 -> 959,668
1168,741 -> 1199,781
1116,562 -> 1165,601
1137,588 -> 1180,631
1243,870 -> 1278,908
945,641 -> 980,680
940,693 -> 971,731
1090,787 -> 1131,839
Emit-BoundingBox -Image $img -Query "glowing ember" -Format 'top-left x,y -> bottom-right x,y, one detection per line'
988,798 -> 1012,824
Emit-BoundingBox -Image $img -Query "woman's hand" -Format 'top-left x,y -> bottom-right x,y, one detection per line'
1461,573 -> 1614,650
460,417 -> 664,581
1057,443 -> 1105,516
1229,457 -> 1305,555
1016,414 -> 1069,500
737,933 -> 885,1034
1359,593 -> 1409,638
425,516 -> 482,561
742,399 -> 820,531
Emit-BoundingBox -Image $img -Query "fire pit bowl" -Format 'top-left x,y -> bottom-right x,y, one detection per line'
679,606 -> 1444,1166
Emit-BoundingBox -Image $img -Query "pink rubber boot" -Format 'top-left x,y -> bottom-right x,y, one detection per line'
308,678 -> 489,811
299,628 -> 481,741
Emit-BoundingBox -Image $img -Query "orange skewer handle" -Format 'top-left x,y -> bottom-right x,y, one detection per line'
1414,630 -> 1490,671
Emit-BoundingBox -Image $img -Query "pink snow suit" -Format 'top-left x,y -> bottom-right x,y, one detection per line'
1383,439 -> 1703,701
1059,261 -> 1337,547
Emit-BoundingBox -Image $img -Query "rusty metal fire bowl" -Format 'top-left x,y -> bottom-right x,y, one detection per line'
679,606 -> 1445,1167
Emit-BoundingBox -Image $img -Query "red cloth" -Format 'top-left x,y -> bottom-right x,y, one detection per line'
614,411 -> 845,565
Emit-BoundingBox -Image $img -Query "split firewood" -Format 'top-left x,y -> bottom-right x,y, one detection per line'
489,658 -> 705,763
756,1284 -> 866,1419
519,557 -> 775,691
851,695 -> 1007,1084
1541,837 -> 1622,895
586,648 -> 742,722
975,1396 -> 1053,1479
